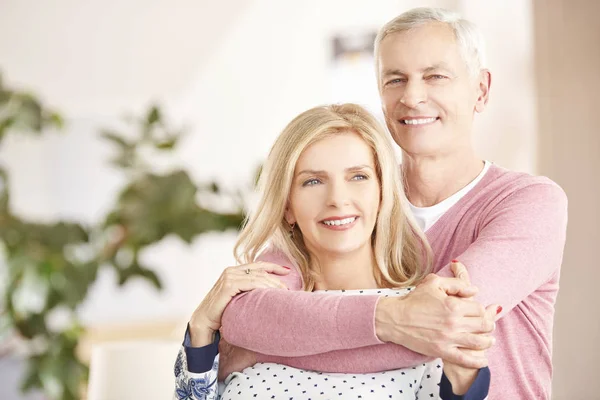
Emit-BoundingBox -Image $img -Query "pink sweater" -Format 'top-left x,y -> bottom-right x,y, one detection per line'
220,165 -> 568,400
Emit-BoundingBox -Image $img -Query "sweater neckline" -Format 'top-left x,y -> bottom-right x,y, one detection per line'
422,164 -> 504,244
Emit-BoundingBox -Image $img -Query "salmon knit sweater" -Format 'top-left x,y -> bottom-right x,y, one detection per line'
221,164 -> 568,400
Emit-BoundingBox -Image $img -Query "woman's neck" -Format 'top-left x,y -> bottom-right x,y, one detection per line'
312,244 -> 378,291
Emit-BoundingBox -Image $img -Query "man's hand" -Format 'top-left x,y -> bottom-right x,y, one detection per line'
374,267 -> 496,369
218,337 -> 257,381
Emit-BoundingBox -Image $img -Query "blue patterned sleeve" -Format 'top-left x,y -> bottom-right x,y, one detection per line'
173,325 -> 220,400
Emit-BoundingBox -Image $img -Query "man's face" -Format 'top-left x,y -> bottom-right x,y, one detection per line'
377,22 -> 488,158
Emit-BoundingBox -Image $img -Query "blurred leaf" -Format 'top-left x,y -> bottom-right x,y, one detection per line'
14,313 -> 47,339
20,361 -> 43,391
1,96 -> 249,400
46,112 -> 64,129
13,95 -> 44,132
101,130 -> 131,149
154,136 -> 178,150
137,265 -> 162,290
146,105 -> 161,125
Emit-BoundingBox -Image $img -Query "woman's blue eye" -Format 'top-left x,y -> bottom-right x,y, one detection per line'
352,174 -> 368,181
302,178 -> 321,187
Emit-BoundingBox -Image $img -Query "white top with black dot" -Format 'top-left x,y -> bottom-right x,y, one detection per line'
220,287 -> 444,400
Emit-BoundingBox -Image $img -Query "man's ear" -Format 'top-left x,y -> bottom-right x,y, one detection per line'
474,69 -> 492,113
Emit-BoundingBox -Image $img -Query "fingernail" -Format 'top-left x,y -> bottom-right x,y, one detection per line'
496,306 -> 503,314
282,266 -> 291,270
451,259 -> 459,263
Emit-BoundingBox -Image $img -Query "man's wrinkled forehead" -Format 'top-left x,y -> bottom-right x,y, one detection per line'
376,25 -> 463,76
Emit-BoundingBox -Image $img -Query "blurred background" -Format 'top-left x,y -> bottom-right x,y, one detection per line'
0,0 -> 597,399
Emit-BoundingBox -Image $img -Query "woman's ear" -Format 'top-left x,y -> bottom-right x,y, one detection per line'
284,207 -> 295,225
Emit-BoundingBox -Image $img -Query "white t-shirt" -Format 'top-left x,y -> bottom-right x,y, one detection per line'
409,161 -> 491,232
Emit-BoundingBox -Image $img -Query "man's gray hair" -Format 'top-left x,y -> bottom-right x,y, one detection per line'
374,7 -> 487,76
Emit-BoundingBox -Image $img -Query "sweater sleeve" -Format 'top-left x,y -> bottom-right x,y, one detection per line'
436,181 -> 568,314
220,248 -> 384,356
220,249 -> 430,372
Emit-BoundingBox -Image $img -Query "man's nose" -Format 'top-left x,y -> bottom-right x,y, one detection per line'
400,80 -> 427,108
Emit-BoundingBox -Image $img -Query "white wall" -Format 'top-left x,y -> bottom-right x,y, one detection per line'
534,1 -> 600,398
0,0 -> 468,326
460,0 -> 538,174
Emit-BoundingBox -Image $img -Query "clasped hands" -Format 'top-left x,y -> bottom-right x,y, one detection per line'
375,261 -> 500,369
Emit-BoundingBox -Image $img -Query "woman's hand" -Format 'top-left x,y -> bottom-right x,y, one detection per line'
443,261 -> 500,394
188,262 -> 290,347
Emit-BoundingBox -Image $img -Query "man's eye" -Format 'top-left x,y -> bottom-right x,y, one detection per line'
386,78 -> 406,85
302,178 -> 321,187
427,74 -> 447,80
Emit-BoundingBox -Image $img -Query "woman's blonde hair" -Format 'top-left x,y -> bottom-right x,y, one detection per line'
234,103 -> 432,291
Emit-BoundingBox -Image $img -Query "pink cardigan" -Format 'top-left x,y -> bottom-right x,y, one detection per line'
220,165 -> 568,400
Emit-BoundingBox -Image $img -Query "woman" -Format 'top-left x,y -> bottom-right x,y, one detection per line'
174,104 -> 496,400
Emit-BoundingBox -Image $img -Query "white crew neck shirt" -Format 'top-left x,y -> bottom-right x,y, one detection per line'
409,161 -> 491,232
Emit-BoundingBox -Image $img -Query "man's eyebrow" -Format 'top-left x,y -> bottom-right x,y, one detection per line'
382,63 -> 453,77
422,63 -> 453,73
382,69 -> 406,78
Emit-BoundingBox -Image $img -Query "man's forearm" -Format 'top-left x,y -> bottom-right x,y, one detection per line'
221,288 -> 382,356
257,342 -> 430,373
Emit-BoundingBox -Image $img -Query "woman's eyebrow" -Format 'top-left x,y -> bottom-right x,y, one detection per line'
296,169 -> 326,176
297,165 -> 373,176
346,165 -> 374,172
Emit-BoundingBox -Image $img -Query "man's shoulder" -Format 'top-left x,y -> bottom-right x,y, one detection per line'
464,165 -> 568,222
480,164 -> 567,202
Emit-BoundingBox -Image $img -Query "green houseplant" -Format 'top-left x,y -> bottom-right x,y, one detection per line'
0,72 -> 247,399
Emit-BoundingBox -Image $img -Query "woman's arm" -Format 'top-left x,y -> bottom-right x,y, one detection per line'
173,328 -> 220,400
174,262 -> 289,398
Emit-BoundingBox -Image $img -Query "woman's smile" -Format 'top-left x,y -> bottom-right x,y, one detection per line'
320,215 -> 359,231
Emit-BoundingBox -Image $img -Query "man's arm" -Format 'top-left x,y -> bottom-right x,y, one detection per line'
221,252 -> 486,371
437,182 -> 568,311
221,180 -> 566,372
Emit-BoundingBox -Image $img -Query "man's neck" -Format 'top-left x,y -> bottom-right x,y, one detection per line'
402,150 -> 484,207
312,245 -> 378,291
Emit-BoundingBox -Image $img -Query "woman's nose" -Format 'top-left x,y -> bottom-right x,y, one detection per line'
325,180 -> 351,207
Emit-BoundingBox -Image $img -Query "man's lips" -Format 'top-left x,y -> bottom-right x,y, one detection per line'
399,117 -> 439,126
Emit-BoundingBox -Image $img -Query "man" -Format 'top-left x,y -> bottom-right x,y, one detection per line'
186,7 -> 568,400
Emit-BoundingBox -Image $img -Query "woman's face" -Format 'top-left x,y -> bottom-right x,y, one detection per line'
285,131 -> 381,259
